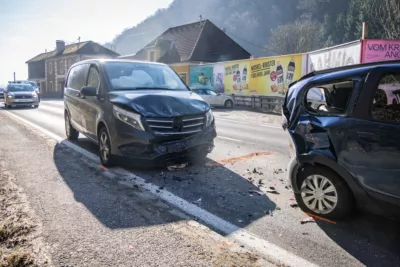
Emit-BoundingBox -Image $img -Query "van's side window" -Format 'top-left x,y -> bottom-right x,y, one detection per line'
371,73 -> 400,124
67,64 -> 88,90
66,67 -> 76,89
87,66 -> 100,89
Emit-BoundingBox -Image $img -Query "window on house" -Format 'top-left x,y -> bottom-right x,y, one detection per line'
49,62 -> 53,74
49,81 -> 53,92
60,61 -> 64,74
149,51 -> 156,62
305,80 -> 355,115
67,59 -> 73,69
371,73 -> 400,124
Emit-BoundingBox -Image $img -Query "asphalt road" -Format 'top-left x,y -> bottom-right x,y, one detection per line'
2,100 -> 400,267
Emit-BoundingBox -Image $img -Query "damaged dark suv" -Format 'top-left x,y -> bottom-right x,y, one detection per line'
282,60 -> 400,220
64,59 -> 216,167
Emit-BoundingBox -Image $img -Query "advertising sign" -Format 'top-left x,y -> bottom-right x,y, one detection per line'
189,64 -> 225,93
189,65 -> 214,89
307,41 -> 361,73
224,61 -> 250,94
223,55 -> 303,96
362,40 -> 400,63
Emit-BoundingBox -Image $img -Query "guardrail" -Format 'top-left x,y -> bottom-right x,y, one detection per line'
227,94 -> 284,114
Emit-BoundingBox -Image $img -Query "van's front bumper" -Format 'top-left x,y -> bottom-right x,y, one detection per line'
111,120 -> 217,164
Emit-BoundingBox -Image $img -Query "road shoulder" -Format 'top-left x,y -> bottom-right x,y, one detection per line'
0,111 -> 275,266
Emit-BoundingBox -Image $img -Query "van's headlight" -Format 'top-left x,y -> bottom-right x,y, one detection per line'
205,109 -> 214,127
32,92 -> 38,98
113,105 -> 144,131
7,94 -> 14,98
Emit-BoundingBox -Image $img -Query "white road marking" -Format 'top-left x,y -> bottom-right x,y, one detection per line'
217,136 -> 244,142
3,110 -> 318,267
216,117 -> 282,129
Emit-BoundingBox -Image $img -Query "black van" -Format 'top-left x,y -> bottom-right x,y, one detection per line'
282,60 -> 400,220
64,59 -> 216,167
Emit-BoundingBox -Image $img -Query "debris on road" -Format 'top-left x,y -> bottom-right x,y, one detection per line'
300,217 -> 316,225
289,203 -> 299,208
266,186 -> 279,194
192,198 -> 202,205
249,190 -> 265,196
273,169 -> 284,174
167,163 -> 188,171
305,212 -> 337,225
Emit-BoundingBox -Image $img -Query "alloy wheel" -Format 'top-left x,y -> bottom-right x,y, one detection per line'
300,174 -> 338,214
99,131 -> 110,162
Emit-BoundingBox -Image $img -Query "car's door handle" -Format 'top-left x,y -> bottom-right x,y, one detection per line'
357,132 -> 380,142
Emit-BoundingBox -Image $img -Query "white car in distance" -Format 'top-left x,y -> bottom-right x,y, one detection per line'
191,88 -> 234,109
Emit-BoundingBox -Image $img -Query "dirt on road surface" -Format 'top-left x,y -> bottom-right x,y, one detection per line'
0,164 -> 51,266
0,112 -> 276,266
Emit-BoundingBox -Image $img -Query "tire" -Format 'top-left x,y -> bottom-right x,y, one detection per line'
224,99 -> 234,109
294,165 -> 354,220
98,127 -> 116,167
65,111 -> 79,141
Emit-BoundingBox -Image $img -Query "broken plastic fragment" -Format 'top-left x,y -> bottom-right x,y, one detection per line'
289,202 -> 299,208
192,198 -> 202,205
249,190 -> 265,196
167,163 -> 188,171
300,217 -> 315,224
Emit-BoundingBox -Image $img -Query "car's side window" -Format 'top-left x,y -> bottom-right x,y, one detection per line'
370,73 -> 400,124
304,80 -> 355,115
196,89 -> 205,95
206,90 -> 217,96
87,66 -> 100,89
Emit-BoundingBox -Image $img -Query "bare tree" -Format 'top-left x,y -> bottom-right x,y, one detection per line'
267,19 -> 324,55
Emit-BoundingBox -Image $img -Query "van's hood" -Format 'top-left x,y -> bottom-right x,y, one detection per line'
108,90 -> 210,117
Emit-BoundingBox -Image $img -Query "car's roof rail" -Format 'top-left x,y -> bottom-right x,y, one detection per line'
298,60 -> 400,82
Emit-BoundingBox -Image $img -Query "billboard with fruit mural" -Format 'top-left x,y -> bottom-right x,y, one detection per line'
223,54 -> 303,96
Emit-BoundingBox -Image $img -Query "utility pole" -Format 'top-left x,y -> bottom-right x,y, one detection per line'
13,72 -> 16,82
362,22 -> 369,39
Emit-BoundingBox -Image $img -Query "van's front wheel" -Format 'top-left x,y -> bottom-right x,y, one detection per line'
98,127 -> 116,167
295,166 -> 354,220
65,112 -> 79,140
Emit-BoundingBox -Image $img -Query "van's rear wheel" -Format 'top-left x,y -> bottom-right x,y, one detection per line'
65,112 -> 79,140
98,127 -> 116,167
295,166 -> 354,220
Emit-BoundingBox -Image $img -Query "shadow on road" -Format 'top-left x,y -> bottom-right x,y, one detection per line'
53,138 -> 277,234
317,212 -> 400,266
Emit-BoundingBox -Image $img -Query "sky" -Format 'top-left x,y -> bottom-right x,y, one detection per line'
0,0 -> 174,85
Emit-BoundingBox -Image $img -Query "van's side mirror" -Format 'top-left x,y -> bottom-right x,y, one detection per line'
80,86 -> 97,97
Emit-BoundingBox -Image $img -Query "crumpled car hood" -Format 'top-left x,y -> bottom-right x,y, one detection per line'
108,90 -> 210,117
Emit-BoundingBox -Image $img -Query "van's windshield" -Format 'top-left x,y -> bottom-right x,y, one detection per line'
104,62 -> 188,91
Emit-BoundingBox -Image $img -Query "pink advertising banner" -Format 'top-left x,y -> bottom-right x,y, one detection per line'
362,40 -> 400,63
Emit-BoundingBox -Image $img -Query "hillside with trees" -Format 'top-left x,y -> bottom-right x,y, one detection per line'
107,0 -> 400,57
